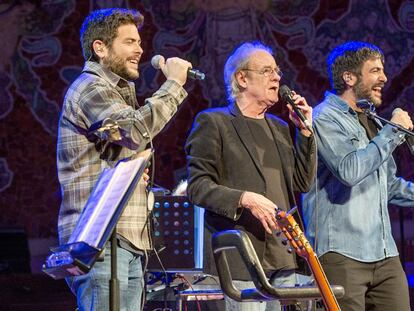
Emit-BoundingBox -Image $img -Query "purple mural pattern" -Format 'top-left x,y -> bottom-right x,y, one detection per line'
0,2 -> 413,261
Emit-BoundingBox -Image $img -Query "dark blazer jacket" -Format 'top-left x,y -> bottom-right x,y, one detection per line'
185,103 -> 316,280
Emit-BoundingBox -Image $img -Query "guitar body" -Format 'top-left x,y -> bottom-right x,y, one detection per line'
275,208 -> 341,311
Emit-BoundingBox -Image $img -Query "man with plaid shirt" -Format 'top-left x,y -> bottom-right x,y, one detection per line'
57,8 -> 191,310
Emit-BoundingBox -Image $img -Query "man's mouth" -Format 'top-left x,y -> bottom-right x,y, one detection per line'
372,86 -> 383,97
128,58 -> 139,67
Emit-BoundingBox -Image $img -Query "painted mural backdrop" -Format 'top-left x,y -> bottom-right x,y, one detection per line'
0,0 -> 413,262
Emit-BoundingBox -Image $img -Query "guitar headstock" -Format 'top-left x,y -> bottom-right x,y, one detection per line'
275,208 -> 313,259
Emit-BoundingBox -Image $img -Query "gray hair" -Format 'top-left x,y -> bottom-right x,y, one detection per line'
223,41 -> 273,103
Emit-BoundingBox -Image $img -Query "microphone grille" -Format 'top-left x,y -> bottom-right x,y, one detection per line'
151,55 -> 163,69
279,85 -> 291,100
392,107 -> 403,116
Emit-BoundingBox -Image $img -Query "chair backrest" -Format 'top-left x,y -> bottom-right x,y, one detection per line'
211,230 -> 344,302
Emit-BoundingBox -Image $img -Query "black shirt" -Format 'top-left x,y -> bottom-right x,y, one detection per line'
357,111 -> 379,140
244,117 -> 296,272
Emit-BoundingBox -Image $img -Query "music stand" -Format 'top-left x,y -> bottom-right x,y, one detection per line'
43,148 -> 152,310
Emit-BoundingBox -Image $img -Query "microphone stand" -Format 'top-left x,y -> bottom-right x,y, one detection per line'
110,231 -> 119,311
363,109 -> 414,137
357,99 -> 414,155
88,119 -> 122,311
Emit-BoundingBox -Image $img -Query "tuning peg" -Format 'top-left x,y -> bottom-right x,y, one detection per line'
275,231 -> 282,237
287,248 -> 293,253
281,238 -> 288,246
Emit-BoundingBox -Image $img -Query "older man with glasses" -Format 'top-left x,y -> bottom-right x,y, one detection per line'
185,41 -> 316,311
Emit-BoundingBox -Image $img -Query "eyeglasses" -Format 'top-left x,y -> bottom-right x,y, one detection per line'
243,67 -> 283,78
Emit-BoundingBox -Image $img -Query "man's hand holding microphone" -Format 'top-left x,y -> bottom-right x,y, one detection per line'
151,55 -> 205,86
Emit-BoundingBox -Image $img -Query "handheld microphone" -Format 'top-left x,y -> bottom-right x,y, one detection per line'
392,107 -> 404,116
279,85 -> 312,130
393,108 -> 414,155
151,55 -> 205,80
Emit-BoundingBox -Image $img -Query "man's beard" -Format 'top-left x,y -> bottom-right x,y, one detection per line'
354,79 -> 382,108
103,51 -> 139,81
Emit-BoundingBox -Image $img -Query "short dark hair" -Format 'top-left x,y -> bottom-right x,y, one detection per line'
80,8 -> 144,62
327,41 -> 384,95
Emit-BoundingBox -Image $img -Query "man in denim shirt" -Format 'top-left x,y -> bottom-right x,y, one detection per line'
302,41 -> 414,310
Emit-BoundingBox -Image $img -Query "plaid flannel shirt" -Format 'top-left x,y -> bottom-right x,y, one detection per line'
57,61 -> 187,250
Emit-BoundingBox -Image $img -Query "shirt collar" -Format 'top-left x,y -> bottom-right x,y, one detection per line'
82,61 -> 131,88
324,91 -> 356,115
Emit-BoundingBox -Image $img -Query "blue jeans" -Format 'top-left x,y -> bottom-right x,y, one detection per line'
67,243 -> 144,311
224,270 -> 308,311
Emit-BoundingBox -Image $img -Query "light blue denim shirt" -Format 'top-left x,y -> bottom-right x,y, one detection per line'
302,92 -> 414,262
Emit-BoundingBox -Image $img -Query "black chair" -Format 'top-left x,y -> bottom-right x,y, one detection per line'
212,230 -> 344,304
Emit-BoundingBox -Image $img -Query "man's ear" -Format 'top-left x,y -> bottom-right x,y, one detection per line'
342,71 -> 357,87
235,70 -> 247,89
92,40 -> 108,61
